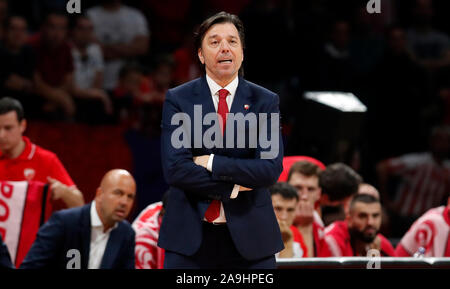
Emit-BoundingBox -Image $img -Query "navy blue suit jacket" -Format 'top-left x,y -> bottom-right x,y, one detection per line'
0,234 -> 13,269
158,76 -> 284,261
20,203 -> 135,269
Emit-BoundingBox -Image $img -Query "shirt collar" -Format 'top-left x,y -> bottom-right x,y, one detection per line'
90,201 -> 103,228
90,201 -> 119,231
206,74 -> 239,97
0,136 -> 34,160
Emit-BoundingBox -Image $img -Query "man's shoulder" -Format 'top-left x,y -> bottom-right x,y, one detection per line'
50,204 -> 88,228
53,204 -> 87,218
32,143 -> 59,162
325,221 -> 348,239
118,219 -> 135,236
413,206 -> 446,227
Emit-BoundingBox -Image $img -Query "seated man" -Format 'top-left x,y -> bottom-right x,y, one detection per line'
0,97 -> 84,209
132,190 -> 169,269
396,196 -> 450,257
324,194 -> 395,257
319,163 -> 363,225
0,16 -> 36,116
30,12 -> 76,120
0,234 -> 13,269
270,182 -> 308,258
20,169 -> 136,269
287,160 -> 326,257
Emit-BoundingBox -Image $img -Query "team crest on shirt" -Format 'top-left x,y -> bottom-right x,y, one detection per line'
24,168 -> 36,181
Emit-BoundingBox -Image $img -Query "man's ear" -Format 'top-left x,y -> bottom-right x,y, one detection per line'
198,48 -> 204,64
20,119 -> 27,134
95,187 -> 102,199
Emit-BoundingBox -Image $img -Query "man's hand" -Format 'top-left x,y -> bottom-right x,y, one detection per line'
193,155 -> 252,191
47,177 -> 84,208
193,155 -> 210,169
294,200 -> 314,226
369,235 -> 381,252
278,219 -> 293,243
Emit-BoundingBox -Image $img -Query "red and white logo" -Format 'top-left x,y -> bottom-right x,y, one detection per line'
23,168 -> 35,181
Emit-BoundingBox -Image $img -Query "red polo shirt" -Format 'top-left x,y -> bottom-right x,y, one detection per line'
0,136 -> 75,187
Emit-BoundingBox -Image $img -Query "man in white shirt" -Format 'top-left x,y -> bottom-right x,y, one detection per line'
87,0 -> 150,90
21,169 -> 136,269
70,15 -> 112,121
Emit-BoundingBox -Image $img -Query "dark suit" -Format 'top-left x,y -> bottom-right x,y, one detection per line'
0,234 -> 13,269
158,76 -> 284,268
20,203 -> 135,269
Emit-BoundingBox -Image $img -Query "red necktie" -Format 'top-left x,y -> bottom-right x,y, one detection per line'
204,88 -> 229,222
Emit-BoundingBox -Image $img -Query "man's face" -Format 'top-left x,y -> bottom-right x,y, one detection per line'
73,18 -> 94,47
96,175 -> 136,224
44,15 -> 68,46
272,194 -> 297,227
0,111 -> 25,153
288,172 -> 321,207
198,22 -> 243,85
347,202 -> 382,243
6,17 -> 28,50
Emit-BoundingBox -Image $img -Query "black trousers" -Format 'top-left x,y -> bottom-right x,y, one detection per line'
163,222 -> 276,269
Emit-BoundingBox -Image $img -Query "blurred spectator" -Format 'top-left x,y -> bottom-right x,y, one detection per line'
70,15 -> 112,123
314,20 -> 355,91
0,234 -> 13,269
270,182 -> 308,259
287,161 -> 325,257
135,54 -> 175,136
132,190 -> 169,269
324,194 -> 395,256
141,54 -> 174,106
240,0 -> 295,86
395,196 -> 450,257
30,12 -> 75,120
0,16 -> 36,116
319,163 -> 363,226
376,125 -> 450,237
172,33 -> 201,86
349,5 -> 384,84
0,97 -> 84,209
87,0 -> 150,91
407,0 -> 450,71
112,63 -> 146,121
0,0 -> 8,41
140,0 -> 192,53
369,25 -> 427,162
20,169 -> 136,269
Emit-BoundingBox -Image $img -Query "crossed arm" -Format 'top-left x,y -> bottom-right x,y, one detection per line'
161,89 -> 283,201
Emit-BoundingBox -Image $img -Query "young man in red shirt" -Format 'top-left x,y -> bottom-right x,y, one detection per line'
270,182 -> 308,258
0,97 -> 84,208
324,194 -> 395,257
288,160 -> 327,257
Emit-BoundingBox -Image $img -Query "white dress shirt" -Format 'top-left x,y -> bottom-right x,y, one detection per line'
203,74 -> 240,223
88,201 -> 118,269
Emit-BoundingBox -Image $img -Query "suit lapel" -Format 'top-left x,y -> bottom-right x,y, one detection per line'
100,224 -> 123,269
229,77 -> 253,115
195,76 -> 221,154
80,204 -> 91,269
